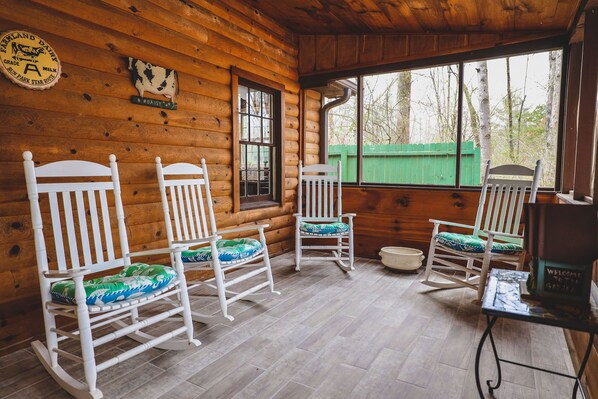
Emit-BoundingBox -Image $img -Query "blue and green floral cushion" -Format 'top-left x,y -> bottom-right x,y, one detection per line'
181,238 -> 262,263
300,222 -> 350,235
435,232 -> 522,255
51,263 -> 177,306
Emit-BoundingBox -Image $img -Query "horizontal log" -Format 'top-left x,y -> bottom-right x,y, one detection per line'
0,106 -> 232,151
305,132 -> 321,145
285,128 -> 300,142
209,0 -> 297,54
32,0 -> 299,84
138,0 -> 297,66
130,0 -> 297,69
285,103 -> 299,118
52,62 -> 232,119
0,1 -> 233,85
0,133 -> 232,165
305,90 -> 321,101
305,120 -> 319,133
304,110 -> 320,122
0,83 -> 231,134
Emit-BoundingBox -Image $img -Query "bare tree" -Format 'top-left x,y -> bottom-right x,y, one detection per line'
542,50 -> 561,180
463,83 -> 480,147
396,71 -> 411,144
505,57 -> 515,161
477,61 -> 492,169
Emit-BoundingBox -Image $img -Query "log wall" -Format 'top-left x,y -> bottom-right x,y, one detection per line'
344,187 -> 556,258
298,32 -> 563,76
303,90 -> 322,166
0,0 -> 299,355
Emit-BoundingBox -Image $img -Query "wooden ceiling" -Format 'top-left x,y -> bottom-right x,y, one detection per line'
243,0 -> 584,34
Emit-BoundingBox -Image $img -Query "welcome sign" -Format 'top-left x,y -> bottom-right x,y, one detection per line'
0,30 -> 61,90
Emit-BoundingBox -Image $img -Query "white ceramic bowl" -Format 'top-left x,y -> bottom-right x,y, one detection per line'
379,246 -> 425,271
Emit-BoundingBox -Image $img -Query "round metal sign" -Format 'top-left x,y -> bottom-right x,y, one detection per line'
0,30 -> 61,90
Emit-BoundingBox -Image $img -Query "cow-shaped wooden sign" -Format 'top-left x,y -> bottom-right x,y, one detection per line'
128,57 -> 178,110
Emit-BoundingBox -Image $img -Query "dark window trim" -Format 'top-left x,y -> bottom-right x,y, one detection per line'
231,67 -> 284,213
316,37 -> 568,191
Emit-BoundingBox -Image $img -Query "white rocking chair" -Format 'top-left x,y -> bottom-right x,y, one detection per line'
23,152 -> 199,399
422,160 -> 542,300
156,157 -> 280,324
294,161 -> 356,272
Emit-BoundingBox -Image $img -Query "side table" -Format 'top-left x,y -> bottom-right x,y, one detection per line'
475,269 -> 598,398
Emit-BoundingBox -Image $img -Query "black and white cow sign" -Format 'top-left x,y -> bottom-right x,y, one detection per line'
128,57 -> 178,108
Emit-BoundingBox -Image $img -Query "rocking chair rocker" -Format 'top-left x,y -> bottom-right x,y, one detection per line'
294,161 -> 356,272
24,152 -> 199,399
421,160 -> 542,300
156,157 -> 280,324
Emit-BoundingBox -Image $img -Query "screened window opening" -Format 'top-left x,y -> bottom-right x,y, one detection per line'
325,78 -> 358,183
363,65 -> 459,186
462,51 -> 562,187
322,48 -> 563,189
238,81 -> 278,204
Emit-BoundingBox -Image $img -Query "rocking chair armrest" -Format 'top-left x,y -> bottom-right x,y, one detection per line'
127,246 -> 192,258
216,224 -> 270,235
171,235 -> 221,248
339,213 -> 356,219
429,219 -> 476,230
483,230 -> 524,240
292,213 -> 302,218
43,268 -> 94,279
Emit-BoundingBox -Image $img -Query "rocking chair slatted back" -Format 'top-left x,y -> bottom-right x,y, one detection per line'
23,152 -> 129,278
474,161 -> 542,242
298,161 -> 342,222
156,158 -> 217,245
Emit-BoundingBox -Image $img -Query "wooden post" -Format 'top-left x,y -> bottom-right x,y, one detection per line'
561,42 -> 583,194
573,8 -> 598,201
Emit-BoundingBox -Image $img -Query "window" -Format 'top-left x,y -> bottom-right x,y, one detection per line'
232,68 -> 283,211
326,78 -> 357,183
362,65 -> 459,185
321,47 -> 564,189
462,51 -> 562,187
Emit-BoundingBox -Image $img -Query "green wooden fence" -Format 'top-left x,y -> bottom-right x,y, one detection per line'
328,141 -> 481,185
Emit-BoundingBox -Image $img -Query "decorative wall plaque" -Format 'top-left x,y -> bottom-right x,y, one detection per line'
0,30 -> 61,90
128,57 -> 178,110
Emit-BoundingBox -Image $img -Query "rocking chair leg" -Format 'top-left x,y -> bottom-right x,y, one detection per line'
348,232 -> 354,270
423,236 -> 436,281
295,231 -> 302,272
478,254 -> 493,301
130,307 -> 140,330
211,249 -> 229,320
465,258 -> 474,281
260,229 -> 277,293
42,293 -> 59,368
74,276 -> 99,395
174,255 -> 200,345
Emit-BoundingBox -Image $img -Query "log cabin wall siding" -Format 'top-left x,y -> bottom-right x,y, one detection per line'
345,187 -> 556,259
298,32 -> 563,76
303,89 -> 322,166
0,0 -> 300,355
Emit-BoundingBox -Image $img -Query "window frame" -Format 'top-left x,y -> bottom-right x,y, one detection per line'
308,36 -> 569,191
231,67 -> 285,212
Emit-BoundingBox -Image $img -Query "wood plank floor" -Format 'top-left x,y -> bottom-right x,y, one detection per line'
0,253 -> 579,399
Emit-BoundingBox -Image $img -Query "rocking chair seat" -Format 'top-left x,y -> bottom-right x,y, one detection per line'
299,221 -> 349,235
435,232 -> 523,255
51,263 -> 177,306
181,238 -> 262,263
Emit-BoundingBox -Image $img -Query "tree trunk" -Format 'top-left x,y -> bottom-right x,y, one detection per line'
396,71 -> 411,144
506,57 -> 515,161
463,84 -> 480,147
543,51 -> 561,160
476,61 -> 492,171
